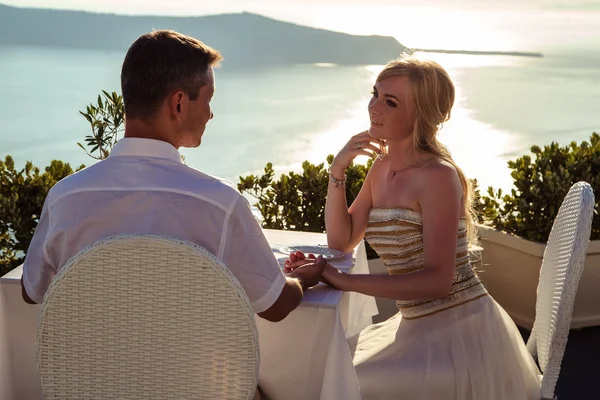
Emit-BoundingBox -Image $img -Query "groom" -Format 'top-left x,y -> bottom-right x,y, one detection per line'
21,30 -> 325,322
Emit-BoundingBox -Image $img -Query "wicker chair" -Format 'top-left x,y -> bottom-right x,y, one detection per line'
526,182 -> 595,400
36,235 -> 260,400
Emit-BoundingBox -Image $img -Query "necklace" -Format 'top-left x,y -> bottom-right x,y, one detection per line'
389,164 -> 417,176
379,154 -> 427,176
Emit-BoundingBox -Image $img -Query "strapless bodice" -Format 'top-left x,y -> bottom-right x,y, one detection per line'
365,207 -> 488,319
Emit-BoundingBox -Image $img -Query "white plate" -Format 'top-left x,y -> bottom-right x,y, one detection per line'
277,245 -> 345,260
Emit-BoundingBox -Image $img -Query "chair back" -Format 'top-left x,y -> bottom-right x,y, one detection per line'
36,235 -> 259,400
527,182 -> 595,400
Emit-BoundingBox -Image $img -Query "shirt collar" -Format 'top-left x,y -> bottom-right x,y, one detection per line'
109,138 -> 184,164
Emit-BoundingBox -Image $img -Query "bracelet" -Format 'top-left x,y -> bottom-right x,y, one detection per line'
327,166 -> 346,188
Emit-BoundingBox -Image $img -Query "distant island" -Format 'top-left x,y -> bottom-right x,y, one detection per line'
0,4 -> 406,67
0,4 -> 543,66
409,48 -> 544,58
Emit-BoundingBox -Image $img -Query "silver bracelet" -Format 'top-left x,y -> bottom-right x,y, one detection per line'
328,166 -> 346,188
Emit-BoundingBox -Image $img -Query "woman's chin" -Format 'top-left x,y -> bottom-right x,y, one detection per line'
368,127 -> 384,138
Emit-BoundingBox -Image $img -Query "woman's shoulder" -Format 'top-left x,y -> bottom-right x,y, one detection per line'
420,157 -> 458,175
416,157 -> 461,190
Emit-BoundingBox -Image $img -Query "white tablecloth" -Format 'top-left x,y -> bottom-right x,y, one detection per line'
0,229 -> 378,400
259,230 -> 377,400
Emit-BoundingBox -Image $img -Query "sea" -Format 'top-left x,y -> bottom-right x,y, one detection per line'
1,7 -> 599,194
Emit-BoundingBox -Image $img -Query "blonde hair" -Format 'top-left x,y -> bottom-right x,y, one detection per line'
376,56 -> 477,244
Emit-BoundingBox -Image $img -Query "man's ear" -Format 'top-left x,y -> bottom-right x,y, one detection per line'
169,90 -> 185,118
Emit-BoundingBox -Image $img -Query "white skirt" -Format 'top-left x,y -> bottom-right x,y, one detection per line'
347,295 -> 541,400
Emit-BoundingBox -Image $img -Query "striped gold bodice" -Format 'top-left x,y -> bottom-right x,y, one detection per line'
365,208 -> 488,319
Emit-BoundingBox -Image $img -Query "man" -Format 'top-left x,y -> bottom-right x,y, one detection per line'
21,30 -> 325,323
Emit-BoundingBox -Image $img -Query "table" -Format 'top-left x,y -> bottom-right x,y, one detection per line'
259,230 -> 377,400
0,229 -> 378,400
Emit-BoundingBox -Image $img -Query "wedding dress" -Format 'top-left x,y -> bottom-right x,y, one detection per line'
348,207 -> 541,400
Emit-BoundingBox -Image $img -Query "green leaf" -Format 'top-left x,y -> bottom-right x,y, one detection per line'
481,132 -> 600,242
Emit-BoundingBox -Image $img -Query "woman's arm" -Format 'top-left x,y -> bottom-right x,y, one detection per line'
325,131 -> 381,252
323,162 -> 462,300
325,168 -> 374,252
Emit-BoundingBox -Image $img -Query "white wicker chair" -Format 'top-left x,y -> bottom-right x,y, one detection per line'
36,235 -> 260,400
526,182 -> 595,400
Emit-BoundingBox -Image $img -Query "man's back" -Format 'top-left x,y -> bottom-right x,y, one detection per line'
22,30 -> 323,323
45,138 -> 237,268
22,138 -> 287,313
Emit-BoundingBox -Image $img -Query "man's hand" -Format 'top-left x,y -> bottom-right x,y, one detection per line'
285,251 -> 326,290
284,250 -> 346,290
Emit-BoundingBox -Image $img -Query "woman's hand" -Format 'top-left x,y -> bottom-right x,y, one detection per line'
329,130 -> 382,177
284,251 -> 346,290
283,251 -> 316,273
284,251 -> 326,290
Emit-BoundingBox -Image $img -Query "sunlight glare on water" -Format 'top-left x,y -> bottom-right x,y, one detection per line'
305,56 -> 521,192
414,52 -> 525,192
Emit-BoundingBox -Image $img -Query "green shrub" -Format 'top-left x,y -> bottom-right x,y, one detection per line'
77,90 -> 124,160
240,133 -> 600,250
479,132 -> 600,242
238,155 -> 373,233
0,91 -> 118,275
2,85 -> 597,276
238,155 -> 378,257
0,156 -> 83,275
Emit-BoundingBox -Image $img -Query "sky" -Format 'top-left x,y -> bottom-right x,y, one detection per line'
4,0 -> 600,16
0,0 -> 600,15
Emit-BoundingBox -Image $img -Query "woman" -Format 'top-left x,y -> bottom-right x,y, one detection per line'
288,57 -> 541,399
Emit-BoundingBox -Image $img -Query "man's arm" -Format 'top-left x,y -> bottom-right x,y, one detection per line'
222,196 -> 326,321
21,196 -> 55,304
21,277 -> 37,304
257,278 -> 304,322
257,256 -> 325,322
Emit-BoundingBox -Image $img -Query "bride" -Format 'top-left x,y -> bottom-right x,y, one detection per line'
287,56 -> 541,399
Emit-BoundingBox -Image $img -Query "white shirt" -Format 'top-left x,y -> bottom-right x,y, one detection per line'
22,138 -> 286,312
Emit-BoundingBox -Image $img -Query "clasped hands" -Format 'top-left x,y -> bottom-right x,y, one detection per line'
283,251 -> 343,291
